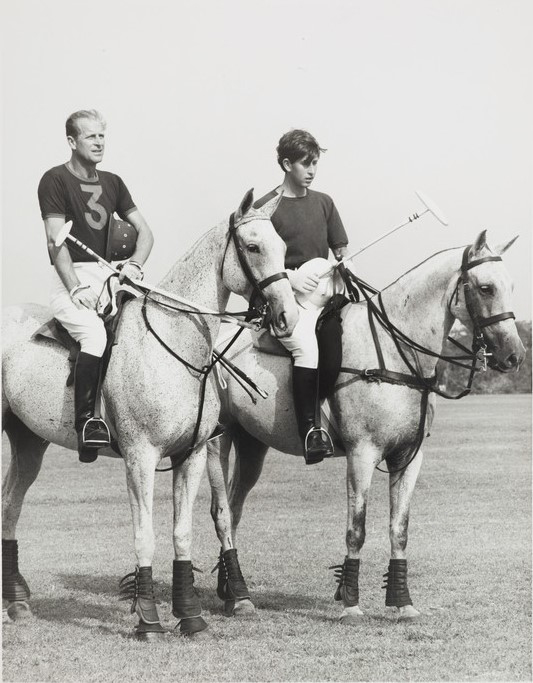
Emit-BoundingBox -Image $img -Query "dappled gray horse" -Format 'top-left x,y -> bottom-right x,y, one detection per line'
2,190 -> 298,638
207,230 -> 524,621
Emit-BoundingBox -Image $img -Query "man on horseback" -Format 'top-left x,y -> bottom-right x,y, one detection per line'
37,109 -> 154,463
254,129 -> 349,465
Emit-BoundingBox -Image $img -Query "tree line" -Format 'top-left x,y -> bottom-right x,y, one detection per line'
437,320 -> 531,394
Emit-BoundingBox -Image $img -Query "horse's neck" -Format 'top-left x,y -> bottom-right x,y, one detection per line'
376,248 -> 462,373
156,221 -> 230,338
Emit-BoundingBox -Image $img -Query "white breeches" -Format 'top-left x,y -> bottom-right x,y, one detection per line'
277,304 -> 322,368
49,263 -> 109,357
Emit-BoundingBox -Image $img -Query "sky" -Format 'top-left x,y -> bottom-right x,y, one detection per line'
1,0 -> 532,320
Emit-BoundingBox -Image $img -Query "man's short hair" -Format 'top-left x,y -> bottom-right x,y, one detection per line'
65,109 -> 106,139
276,129 -> 326,171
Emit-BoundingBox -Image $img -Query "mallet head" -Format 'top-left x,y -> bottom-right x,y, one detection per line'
415,190 -> 449,226
54,221 -> 73,247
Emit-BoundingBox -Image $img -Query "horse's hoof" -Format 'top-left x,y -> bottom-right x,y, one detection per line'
135,629 -> 168,642
225,598 -> 256,618
178,616 -> 208,635
339,605 -> 364,624
398,605 -> 421,621
134,619 -> 167,641
7,601 -> 32,621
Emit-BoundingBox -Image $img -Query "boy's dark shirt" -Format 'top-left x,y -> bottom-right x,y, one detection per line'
254,189 -> 348,269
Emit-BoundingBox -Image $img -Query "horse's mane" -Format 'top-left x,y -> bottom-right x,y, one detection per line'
379,245 -> 466,294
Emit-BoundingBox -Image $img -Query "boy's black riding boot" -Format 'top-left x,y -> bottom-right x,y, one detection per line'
292,366 -> 334,465
74,351 -> 110,463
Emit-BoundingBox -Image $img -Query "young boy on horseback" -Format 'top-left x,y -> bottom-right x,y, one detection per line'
37,109 -> 154,463
254,129 -> 349,464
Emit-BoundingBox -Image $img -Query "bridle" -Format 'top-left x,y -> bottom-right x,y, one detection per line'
144,211 -> 288,472
222,211 -> 289,325
336,243 -> 517,474
451,245 -> 515,369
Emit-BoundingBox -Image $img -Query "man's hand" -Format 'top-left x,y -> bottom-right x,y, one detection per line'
287,268 -> 320,295
70,285 -> 99,310
333,246 -> 348,261
118,261 -> 144,284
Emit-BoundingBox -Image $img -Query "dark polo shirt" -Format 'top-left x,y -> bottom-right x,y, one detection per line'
254,189 -> 348,269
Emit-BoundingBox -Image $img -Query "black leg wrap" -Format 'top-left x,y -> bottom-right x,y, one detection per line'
213,548 -> 250,601
119,566 -> 164,627
2,540 -> 31,602
330,557 -> 359,606
172,560 -> 202,619
382,559 -> 413,607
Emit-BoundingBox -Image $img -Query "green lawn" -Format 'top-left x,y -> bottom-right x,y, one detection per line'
2,394 -> 531,682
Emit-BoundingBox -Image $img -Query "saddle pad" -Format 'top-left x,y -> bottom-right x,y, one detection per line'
251,328 -> 291,357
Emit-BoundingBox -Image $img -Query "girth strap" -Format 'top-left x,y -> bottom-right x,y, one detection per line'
340,367 -> 437,390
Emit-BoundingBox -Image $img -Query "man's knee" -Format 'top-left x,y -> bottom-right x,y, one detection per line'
56,310 -> 107,357
78,327 -> 107,357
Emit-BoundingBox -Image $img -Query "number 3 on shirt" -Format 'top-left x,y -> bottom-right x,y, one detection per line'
81,184 -> 108,230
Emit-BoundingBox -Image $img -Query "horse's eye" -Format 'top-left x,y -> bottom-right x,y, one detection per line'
247,244 -> 260,254
479,285 -> 494,296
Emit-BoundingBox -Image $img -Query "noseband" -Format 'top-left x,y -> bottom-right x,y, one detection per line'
222,212 -> 288,323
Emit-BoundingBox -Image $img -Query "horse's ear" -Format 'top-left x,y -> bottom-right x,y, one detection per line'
260,191 -> 284,219
235,189 -> 255,222
495,235 -> 519,255
472,229 -> 488,254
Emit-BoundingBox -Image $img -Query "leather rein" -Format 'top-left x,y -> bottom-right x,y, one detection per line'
140,212 -> 288,472
338,245 -> 515,473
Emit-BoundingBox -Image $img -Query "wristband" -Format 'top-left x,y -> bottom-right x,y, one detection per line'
125,260 -> 144,279
69,284 -> 90,299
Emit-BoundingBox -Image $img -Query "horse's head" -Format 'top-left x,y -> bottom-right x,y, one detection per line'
450,230 -> 525,372
222,189 -> 299,338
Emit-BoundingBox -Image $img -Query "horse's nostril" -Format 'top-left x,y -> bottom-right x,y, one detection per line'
507,353 -> 518,367
278,312 -> 287,331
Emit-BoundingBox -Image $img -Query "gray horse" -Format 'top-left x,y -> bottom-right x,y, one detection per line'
2,189 -> 298,638
206,230 -> 525,621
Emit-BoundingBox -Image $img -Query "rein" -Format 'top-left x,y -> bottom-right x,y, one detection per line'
338,245 -> 515,473
141,212 -> 289,471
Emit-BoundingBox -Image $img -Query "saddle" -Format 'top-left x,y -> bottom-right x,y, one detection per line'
31,289 -> 137,386
252,293 -> 350,400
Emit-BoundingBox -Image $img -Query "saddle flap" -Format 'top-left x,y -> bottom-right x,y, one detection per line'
251,329 -> 291,357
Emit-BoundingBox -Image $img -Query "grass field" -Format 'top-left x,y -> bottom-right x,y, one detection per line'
2,394 -> 531,682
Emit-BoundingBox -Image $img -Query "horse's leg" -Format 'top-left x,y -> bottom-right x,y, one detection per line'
385,449 -> 424,620
2,412 -> 49,622
228,426 -> 268,543
207,433 -> 254,618
333,444 -> 379,624
171,445 -> 209,635
120,444 -> 166,640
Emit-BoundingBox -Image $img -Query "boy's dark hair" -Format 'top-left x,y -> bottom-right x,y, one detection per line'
276,129 -> 326,171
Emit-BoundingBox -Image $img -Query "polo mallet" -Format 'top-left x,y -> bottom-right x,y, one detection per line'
318,190 -> 449,280
54,222 -> 258,329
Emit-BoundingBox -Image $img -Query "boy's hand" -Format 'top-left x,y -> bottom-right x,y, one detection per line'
333,246 -> 348,261
287,269 -> 320,294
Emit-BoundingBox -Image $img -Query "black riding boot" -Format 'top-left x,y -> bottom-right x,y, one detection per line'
74,352 -> 110,463
292,366 -> 334,465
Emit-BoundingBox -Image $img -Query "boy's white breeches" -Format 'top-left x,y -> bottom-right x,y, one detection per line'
49,263 -> 109,357
277,304 -> 322,368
